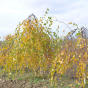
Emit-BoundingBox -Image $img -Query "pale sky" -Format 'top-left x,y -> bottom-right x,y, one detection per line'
0,0 -> 88,39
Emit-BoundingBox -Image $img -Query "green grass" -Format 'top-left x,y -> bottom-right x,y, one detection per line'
0,72 -> 88,88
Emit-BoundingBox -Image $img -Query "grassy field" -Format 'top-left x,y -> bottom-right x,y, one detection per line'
0,72 -> 88,88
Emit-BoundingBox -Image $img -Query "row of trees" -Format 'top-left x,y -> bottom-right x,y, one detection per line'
0,9 -> 88,87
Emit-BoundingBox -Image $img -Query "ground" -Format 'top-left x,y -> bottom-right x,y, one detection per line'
0,73 -> 88,88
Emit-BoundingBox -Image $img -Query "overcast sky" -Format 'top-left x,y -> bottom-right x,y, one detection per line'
0,0 -> 88,39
